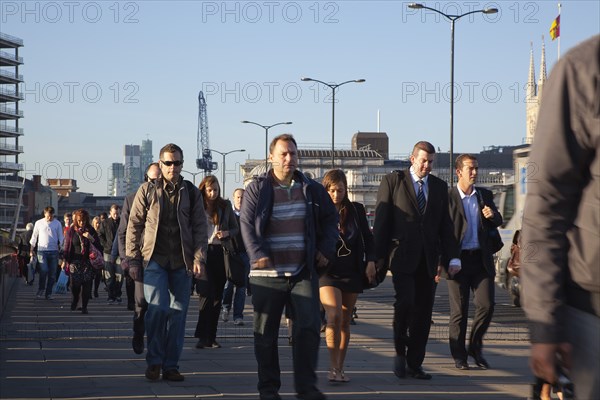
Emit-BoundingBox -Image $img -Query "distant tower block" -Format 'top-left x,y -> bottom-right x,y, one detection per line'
352,132 -> 389,160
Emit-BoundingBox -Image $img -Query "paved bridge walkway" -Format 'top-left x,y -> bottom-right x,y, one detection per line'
0,276 -> 534,399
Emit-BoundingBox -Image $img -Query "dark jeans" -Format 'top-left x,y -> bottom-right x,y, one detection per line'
37,250 -> 59,297
392,256 -> 436,370
448,251 -> 495,361
104,257 -> 123,300
194,245 -> 227,343
250,267 -> 321,397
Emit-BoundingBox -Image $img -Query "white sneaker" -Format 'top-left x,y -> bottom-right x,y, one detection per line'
221,308 -> 230,322
234,319 -> 244,326
36,290 -> 44,299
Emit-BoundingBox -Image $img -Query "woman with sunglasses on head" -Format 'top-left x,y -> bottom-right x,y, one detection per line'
63,209 -> 102,314
194,175 -> 239,349
320,169 -> 377,383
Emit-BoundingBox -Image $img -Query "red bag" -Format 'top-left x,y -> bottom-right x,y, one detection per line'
88,242 -> 104,270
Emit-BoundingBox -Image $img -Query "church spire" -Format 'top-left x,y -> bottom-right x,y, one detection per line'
538,36 -> 547,100
526,41 -> 536,101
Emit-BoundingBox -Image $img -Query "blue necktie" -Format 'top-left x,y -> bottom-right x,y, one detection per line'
417,180 -> 426,215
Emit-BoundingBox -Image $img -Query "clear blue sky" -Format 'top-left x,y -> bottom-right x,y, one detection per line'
4,1 -> 599,197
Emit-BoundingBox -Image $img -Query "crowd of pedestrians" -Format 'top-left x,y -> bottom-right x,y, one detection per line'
20,51 -> 600,397
18,138 -> 511,400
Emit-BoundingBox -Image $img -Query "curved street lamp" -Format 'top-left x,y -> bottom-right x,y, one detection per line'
408,3 -> 497,187
301,77 -> 365,169
207,148 -> 246,194
241,120 -> 292,172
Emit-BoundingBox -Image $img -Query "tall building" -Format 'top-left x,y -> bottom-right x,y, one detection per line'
107,163 -> 126,196
140,138 -> 153,173
124,145 -> 142,195
0,33 -> 25,232
525,40 -> 547,143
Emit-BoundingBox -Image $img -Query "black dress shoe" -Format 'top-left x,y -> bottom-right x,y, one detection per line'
406,366 -> 432,380
394,355 -> 406,378
469,351 -> 490,369
454,360 -> 469,370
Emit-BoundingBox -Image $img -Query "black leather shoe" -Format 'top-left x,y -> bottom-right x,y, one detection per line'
406,366 -> 432,380
132,334 -> 144,354
454,359 -> 469,370
162,369 -> 184,381
145,364 -> 161,381
469,351 -> 490,369
394,355 -> 406,378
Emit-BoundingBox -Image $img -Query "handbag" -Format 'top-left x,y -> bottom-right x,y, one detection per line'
222,238 -> 246,287
349,202 -> 387,289
53,269 -> 69,294
26,258 -> 36,284
487,228 -> 504,254
88,241 -> 105,270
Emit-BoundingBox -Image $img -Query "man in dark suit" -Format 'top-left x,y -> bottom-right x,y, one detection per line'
446,154 -> 502,370
374,141 -> 460,380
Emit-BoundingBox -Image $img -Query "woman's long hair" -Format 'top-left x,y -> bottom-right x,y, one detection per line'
322,169 -> 352,234
198,175 -> 228,225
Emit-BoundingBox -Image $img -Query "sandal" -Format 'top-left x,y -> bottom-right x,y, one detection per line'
337,370 -> 350,383
328,368 -> 338,382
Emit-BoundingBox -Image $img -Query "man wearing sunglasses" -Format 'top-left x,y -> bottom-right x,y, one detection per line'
126,143 -> 208,382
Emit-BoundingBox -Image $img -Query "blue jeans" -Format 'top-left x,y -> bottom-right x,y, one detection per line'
37,250 -> 59,297
250,267 -> 321,397
143,260 -> 191,372
222,252 -> 250,320
104,254 -> 123,300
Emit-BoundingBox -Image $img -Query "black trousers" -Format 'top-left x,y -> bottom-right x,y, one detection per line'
392,255 -> 436,370
447,250 -> 495,361
72,280 -> 92,310
125,275 -> 135,308
194,244 -> 227,343
132,271 -> 147,337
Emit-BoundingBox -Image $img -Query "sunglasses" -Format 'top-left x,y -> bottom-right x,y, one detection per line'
161,160 -> 183,167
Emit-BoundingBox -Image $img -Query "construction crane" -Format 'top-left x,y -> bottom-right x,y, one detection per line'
195,91 -> 217,173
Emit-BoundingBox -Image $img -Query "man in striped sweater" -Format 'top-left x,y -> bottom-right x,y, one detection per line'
240,134 -> 338,400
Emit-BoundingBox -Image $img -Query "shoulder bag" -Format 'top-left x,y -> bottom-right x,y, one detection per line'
222,237 -> 246,287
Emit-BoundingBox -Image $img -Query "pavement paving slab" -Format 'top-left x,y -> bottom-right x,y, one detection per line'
0,276 -> 536,399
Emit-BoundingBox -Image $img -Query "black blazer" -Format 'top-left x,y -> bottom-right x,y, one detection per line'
373,169 -> 459,277
447,186 -> 503,276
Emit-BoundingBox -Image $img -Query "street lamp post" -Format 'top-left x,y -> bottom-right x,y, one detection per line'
241,120 -> 292,172
208,148 -> 246,194
300,77 -> 365,169
408,3 -> 497,187
182,170 -> 203,185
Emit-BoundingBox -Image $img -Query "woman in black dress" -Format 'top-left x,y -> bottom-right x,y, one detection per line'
320,169 -> 377,382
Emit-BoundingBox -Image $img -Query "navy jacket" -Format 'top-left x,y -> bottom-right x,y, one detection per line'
240,170 -> 338,275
